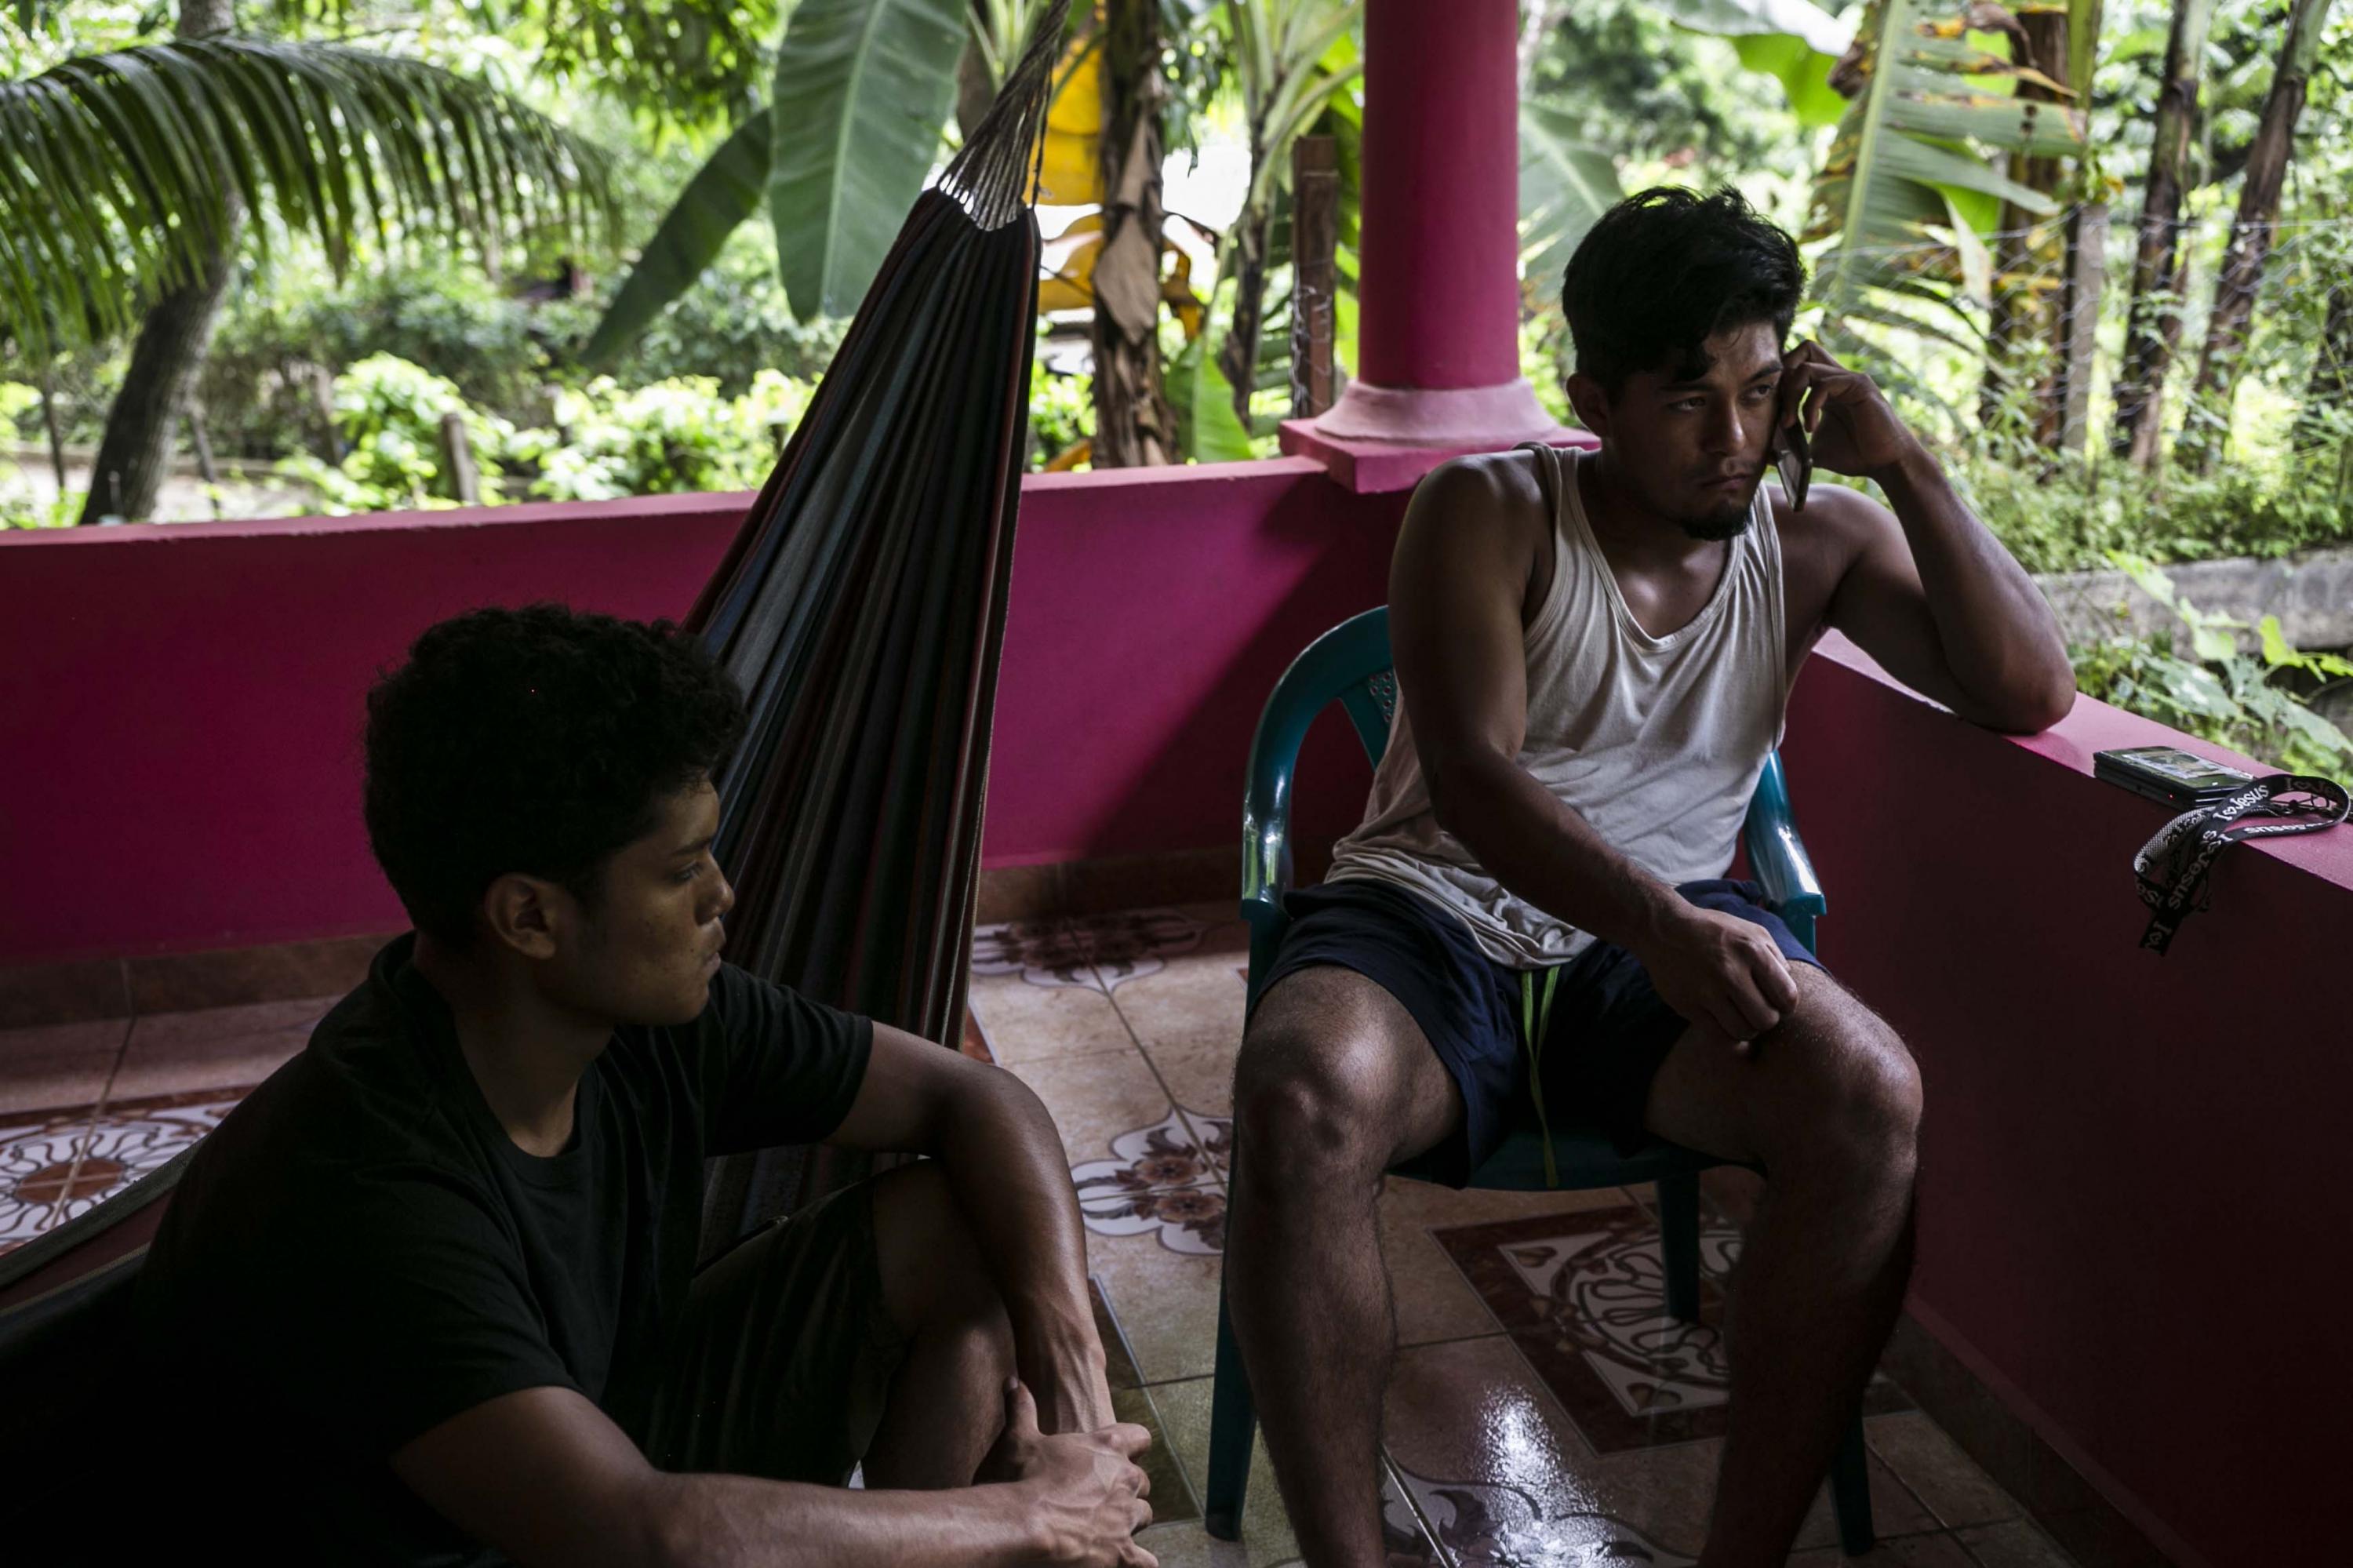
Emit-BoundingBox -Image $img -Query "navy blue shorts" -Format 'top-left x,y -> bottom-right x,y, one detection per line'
1249,876 -> 1824,1187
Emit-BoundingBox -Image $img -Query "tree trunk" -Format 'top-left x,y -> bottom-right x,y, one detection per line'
1978,9 -> 2074,443
2178,0 -> 2335,474
37,364 -> 68,492
1219,119 -> 1274,427
2053,199 -> 2108,459
2293,280 -> 2353,455
77,0 -> 242,523
1089,0 -> 1173,467
1518,0 -> 1558,93
2110,0 -> 2216,466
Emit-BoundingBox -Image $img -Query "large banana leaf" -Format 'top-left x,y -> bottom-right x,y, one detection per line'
767,0 -> 968,321
583,111 -> 773,366
1806,0 -> 2085,333
1518,100 -> 1625,302
0,38 -> 609,358
1644,0 -> 1855,128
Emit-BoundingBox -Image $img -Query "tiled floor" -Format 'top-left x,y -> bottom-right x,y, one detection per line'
969,904 -> 2083,1568
0,907 -> 2081,1567
0,996 -> 329,1252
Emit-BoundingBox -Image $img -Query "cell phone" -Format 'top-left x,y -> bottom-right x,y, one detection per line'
1774,414 -> 1810,511
2093,746 -> 2255,809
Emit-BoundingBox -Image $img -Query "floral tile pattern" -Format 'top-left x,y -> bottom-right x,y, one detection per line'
1072,1108 -> 1229,1255
1385,1455 -> 1696,1568
0,1086 -> 249,1252
1435,1205 -> 1911,1452
970,919 -> 1102,989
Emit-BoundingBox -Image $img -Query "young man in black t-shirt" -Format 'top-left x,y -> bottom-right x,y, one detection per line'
134,605 -> 1158,1567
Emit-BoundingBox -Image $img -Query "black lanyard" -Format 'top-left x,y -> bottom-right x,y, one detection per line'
2133,773 -> 2350,954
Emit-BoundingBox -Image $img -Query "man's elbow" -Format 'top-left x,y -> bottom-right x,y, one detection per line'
1980,671 -> 2077,734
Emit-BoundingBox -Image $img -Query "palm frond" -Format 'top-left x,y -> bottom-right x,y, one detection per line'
0,38 -> 613,358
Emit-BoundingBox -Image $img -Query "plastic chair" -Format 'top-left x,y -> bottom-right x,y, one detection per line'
1202,606 -> 1873,1555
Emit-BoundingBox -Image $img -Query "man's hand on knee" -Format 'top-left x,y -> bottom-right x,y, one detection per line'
979,1380 -> 1158,1566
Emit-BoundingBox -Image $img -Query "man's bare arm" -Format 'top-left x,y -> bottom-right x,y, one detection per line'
1393,455 -> 1798,1043
826,1026 -> 1112,1435
1784,340 -> 2075,733
391,1383 -> 1155,1568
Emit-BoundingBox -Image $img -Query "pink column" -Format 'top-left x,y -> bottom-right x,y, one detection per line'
1306,0 -> 1558,447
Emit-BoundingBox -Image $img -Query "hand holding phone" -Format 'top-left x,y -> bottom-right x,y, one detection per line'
1773,412 -> 1810,511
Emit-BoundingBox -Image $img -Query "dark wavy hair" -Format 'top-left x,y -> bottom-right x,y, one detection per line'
1562,186 -> 1807,396
363,603 -> 747,948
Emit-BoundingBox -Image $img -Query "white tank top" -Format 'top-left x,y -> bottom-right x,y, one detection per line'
1327,443 -> 1790,969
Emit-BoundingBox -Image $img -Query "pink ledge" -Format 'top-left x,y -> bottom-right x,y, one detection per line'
1279,380 -> 1593,494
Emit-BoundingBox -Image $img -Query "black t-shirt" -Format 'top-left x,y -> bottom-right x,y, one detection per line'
132,934 -> 872,1565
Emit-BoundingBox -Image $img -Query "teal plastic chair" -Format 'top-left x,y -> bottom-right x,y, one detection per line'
1203,606 -> 1873,1555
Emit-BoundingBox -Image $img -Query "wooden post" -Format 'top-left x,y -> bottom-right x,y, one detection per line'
185,402 -> 223,519
36,364 -> 67,493
2055,201 -> 2108,462
438,413 -> 482,505
1289,135 -> 1340,420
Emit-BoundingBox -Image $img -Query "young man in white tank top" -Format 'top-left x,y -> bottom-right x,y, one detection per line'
1224,188 -> 2073,1566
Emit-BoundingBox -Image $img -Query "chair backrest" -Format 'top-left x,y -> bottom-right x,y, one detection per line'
1240,606 -> 1823,999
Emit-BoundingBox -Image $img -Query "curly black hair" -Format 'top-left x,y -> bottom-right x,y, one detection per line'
1562,186 -> 1807,396
363,603 -> 747,948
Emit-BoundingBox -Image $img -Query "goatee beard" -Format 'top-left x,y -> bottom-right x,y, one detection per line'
1678,506 -> 1754,543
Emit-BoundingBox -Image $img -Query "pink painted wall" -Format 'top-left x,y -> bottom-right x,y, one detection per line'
1781,635 -> 2349,1568
0,464 -> 1398,966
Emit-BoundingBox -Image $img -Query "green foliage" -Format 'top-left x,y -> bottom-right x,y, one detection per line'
0,37 -> 613,359
551,227 -> 849,396
280,353 -> 525,512
1025,359 -> 1092,467
1525,0 -> 1817,178
2071,554 -> 2353,774
529,369 -> 814,500
1958,441 -> 2353,575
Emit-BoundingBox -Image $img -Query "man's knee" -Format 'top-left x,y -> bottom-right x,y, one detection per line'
1231,1024 -> 1398,1189
1767,992 -> 1922,1176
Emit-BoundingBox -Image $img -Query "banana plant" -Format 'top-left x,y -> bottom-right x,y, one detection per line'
1215,0 -> 1362,422
1641,0 -> 1856,127
1805,0 -> 2085,346
587,0 -> 1060,361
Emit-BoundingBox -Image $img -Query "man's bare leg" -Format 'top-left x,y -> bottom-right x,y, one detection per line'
863,1162 -> 1018,1488
1226,968 -> 1464,1568
1640,969 -> 1922,1566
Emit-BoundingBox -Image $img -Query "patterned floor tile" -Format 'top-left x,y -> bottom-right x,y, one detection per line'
0,1085 -> 249,1250
1067,908 -> 1213,991
967,972 -> 1136,1065
1381,1335 -> 1694,1559
1002,1047 -> 1204,1173
1434,1204 -> 1910,1452
1379,1179 -> 1635,1350
0,1017 -> 129,1115
1381,1328 -> 1933,1560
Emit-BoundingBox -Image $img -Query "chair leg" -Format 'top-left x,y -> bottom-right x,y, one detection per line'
1828,1413 -> 1874,1555
1655,1172 -> 1703,1324
1204,1274 -> 1256,1541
